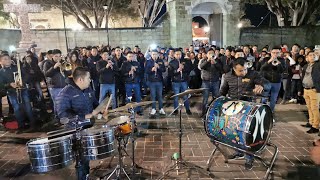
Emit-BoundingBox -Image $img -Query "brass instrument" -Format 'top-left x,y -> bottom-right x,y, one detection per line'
245,61 -> 253,69
60,58 -> 73,77
14,54 -> 24,104
272,59 -> 280,66
154,62 -> 158,78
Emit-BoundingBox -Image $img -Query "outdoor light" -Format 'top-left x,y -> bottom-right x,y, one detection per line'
72,25 -> 83,31
150,44 -> 157,50
194,25 -> 199,28
10,0 -> 22,4
204,26 -> 210,33
237,22 -> 243,28
9,45 -> 16,52
103,5 -> 108,10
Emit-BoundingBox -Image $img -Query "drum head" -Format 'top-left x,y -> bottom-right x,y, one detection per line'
247,105 -> 273,152
28,138 -> 49,145
82,126 -> 113,136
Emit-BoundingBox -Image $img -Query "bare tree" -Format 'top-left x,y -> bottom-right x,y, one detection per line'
138,0 -> 166,27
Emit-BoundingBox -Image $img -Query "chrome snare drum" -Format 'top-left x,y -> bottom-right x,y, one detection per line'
27,135 -> 74,173
204,97 -> 273,153
81,126 -> 115,160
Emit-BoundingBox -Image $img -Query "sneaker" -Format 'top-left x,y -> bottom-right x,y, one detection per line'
186,109 -> 192,115
228,152 -> 244,160
301,123 -> 312,128
150,109 -> 156,115
280,100 -> 286,105
307,127 -> 319,134
289,98 -> 297,104
245,159 -> 254,170
159,108 -> 166,115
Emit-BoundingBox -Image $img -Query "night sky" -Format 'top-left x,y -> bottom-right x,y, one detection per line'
243,4 -> 278,27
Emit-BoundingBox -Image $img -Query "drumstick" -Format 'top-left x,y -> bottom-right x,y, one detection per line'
94,96 -> 110,113
103,95 -> 112,119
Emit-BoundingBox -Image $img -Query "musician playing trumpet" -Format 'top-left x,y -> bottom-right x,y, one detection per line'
260,46 -> 285,112
63,51 -> 83,84
0,53 -> 35,134
145,50 -> 166,116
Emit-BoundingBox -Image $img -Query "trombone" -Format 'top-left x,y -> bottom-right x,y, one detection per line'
14,54 -> 24,104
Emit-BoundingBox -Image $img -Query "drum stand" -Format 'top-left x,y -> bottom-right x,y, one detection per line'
158,96 -> 211,179
105,136 -> 131,180
73,119 -> 87,180
206,139 -> 278,180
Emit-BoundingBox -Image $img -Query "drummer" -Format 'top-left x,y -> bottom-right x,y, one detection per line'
220,57 -> 270,170
56,67 -> 99,179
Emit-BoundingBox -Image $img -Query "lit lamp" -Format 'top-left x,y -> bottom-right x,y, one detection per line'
204,26 -> 210,33
103,5 -> 110,47
237,22 -> 243,29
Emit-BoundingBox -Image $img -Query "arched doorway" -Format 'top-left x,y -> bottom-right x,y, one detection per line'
192,16 -> 210,46
192,2 -> 223,47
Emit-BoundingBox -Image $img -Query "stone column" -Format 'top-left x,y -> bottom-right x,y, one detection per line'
166,0 -> 192,48
222,0 -> 241,47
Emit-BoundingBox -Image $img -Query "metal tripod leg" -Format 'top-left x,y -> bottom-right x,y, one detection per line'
206,140 -> 229,171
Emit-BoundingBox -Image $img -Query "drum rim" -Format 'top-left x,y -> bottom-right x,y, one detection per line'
81,127 -> 114,135
30,159 -> 74,169
27,135 -> 73,146
82,141 -> 115,148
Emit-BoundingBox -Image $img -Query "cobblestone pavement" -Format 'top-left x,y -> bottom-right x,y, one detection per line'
0,98 -> 318,180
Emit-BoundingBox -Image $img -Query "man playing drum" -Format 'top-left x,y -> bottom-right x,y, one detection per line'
220,57 -> 270,170
56,67 -> 99,179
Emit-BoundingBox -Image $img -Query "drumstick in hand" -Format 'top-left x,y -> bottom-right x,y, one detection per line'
103,95 -> 113,119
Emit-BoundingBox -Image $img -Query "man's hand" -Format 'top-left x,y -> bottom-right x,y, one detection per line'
152,67 -> 157,72
85,113 -> 93,119
54,62 -> 62,69
92,110 -> 99,116
253,85 -> 264,94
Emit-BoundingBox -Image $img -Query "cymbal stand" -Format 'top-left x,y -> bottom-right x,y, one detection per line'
105,135 -> 131,180
159,95 -> 211,179
74,116 -> 86,180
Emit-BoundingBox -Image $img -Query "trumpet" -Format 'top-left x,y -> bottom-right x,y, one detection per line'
59,59 -> 73,77
154,62 -> 158,78
245,61 -> 253,69
272,59 -> 280,66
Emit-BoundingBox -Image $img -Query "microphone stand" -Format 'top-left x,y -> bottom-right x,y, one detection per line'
73,116 -> 86,180
160,94 -> 211,179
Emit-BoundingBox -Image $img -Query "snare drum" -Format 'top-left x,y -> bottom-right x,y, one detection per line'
204,97 -> 273,153
81,126 -> 115,160
27,135 -> 74,173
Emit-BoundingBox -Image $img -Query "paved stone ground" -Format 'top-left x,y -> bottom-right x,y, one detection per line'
0,97 -> 318,180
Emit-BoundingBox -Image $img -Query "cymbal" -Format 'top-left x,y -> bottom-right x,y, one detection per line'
94,96 -> 111,113
109,101 -> 154,113
171,88 -> 208,98
106,116 -> 130,126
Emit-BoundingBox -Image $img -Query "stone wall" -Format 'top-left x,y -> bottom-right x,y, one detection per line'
0,22 -> 170,54
240,26 -> 320,49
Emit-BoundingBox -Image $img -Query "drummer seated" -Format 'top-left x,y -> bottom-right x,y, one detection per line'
56,67 -> 99,179
220,57 -> 270,170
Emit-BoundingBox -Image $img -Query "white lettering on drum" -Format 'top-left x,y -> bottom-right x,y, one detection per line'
253,109 -> 266,142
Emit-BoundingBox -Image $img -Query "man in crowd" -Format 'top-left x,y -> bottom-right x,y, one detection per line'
120,51 -> 143,115
112,46 -> 127,106
301,51 -> 320,134
168,49 -> 192,115
86,47 -> 101,99
145,50 -> 166,117
0,53 -> 35,133
96,49 -> 118,109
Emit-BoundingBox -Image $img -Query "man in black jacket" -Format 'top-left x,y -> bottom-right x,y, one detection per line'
43,49 -> 67,120
199,50 -> 223,115
0,53 -> 35,133
301,51 -> 320,134
260,46 -> 285,112
112,47 -> 127,106
120,51 -> 143,115
86,47 -> 101,99
96,50 -> 118,109
168,50 -> 192,115
145,50 -> 166,116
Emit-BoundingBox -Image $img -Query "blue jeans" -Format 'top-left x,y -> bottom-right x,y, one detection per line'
7,89 -> 34,129
48,88 -> 63,117
269,83 -> 281,112
202,81 -> 220,111
99,84 -> 116,109
149,81 -> 163,109
172,82 -> 190,111
125,83 -> 142,112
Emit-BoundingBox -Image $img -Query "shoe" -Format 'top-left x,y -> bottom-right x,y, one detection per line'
150,109 -> 156,115
301,123 -> 312,128
159,108 -> 166,115
245,159 -> 254,170
307,127 -> 319,134
186,110 -> 192,115
280,100 -> 286,105
228,152 -> 244,160
289,98 -> 297,104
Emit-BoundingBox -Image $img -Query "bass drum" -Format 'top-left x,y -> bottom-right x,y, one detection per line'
27,135 -> 74,173
81,126 -> 115,160
204,97 -> 273,153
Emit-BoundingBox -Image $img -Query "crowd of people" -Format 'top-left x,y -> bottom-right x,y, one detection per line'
0,43 -> 320,134
1,42 -> 320,175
